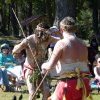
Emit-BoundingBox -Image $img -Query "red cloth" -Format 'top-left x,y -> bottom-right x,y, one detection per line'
53,78 -> 91,100
22,64 -> 34,78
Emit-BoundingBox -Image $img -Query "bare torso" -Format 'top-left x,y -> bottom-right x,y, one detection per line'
60,37 -> 87,63
46,33 -> 89,75
13,34 -> 58,68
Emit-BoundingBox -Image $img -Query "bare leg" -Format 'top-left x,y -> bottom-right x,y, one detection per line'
25,71 -> 35,100
42,80 -> 51,100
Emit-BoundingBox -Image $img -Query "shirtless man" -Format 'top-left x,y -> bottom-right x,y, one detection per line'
41,17 -> 91,100
12,22 -> 60,100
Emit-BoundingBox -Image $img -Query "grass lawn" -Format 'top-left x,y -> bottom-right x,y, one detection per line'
0,90 -> 100,100
92,94 -> 100,100
0,92 -> 28,100
0,91 -> 43,100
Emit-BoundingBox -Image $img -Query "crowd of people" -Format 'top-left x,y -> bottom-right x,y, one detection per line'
0,43 -> 25,91
0,16 -> 100,100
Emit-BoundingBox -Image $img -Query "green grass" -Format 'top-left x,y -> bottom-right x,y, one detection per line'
0,90 -> 100,100
0,91 -> 43,100
92,95 -> 100,100
0,80 -> 100,100
0,92 -> 28,100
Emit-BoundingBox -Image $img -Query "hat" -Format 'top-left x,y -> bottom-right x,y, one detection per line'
1,43 -> 10,50
49,26 -> 59,33
46,26 -> 59,35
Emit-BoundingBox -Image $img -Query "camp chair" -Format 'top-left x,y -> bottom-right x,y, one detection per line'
90,78 -> 100,93
7,65 -> 26,91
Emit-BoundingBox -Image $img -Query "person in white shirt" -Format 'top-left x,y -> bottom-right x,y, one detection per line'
94,53 -> 100,82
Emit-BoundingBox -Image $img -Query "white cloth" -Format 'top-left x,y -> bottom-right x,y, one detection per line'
7,65 -> 22,79
94,66 -> 100,80
42,61 -> 89,78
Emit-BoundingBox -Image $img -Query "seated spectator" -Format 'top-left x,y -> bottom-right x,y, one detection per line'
90,35 -> 98,52
94,53 -> 100,84
0,43 -> 22,91
0,43 -> 14,91
0,43 -> 19,66
88,35 -> 99,77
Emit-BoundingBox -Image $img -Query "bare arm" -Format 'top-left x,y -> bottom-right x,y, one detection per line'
50,36 -> 60,44
12,38 -> 28,54
42,40 -> 63,71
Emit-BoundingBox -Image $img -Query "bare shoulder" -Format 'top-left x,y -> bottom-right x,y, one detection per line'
54,39 -> 65,49
27,34 -> 35,40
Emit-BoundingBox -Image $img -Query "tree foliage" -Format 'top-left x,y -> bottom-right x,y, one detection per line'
76,1 -> 93,39
0,0 -> 99,40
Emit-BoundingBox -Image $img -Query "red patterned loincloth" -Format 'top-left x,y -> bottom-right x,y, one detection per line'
50,74 -> 91,100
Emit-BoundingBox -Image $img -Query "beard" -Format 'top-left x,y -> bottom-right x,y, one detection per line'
34,29 -> 50,43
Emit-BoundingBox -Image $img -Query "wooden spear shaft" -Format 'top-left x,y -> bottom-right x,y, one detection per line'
12,8 -> 42,75
32,71 -> 49,100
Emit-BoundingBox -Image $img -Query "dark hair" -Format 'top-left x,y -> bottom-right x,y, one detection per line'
37,22 -> 50,29
1,43 -> 10,52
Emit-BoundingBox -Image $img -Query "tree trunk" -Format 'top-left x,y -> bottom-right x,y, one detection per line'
27,1 -> 33,35
10,2 -> 19,37
0,11 -> 2,30
92,0 -> 100,45
92,0 -> 98,34
97,0 -> 100,45
45,0 -> 55,25
8,4 -> 10,31
1,1 -> 8,35
54,0 -> 77,27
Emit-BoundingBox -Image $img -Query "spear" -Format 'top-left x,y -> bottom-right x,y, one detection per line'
32,70 -> 49,100
12,8 -> 42,76
12,8 -> 50,99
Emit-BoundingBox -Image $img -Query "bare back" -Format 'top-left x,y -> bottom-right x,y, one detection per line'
61,37 -> 88,63
47,34 -> 89,75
